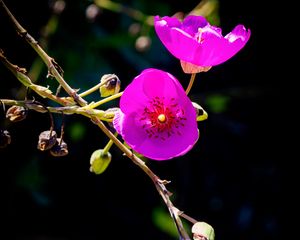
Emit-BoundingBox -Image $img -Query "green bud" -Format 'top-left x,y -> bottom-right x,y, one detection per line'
192,222 -> 215,240
6,105 -> 28,122
90,149 -> 111,174
99,74 -> 121,97
192,102 -> 208,121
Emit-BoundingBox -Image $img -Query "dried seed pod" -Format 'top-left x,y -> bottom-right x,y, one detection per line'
6,105 -> 28,122
37,130 -> 57,151
0,129 -> 11,148
99,74 -> 121,97
50,138 -> 68,157
90,149 -> 111,174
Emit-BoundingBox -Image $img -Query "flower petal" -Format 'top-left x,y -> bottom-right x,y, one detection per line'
114,68 -> 199,160
155,17 -> 201,64
154,15 -> 251,68
120,99 -> 199,160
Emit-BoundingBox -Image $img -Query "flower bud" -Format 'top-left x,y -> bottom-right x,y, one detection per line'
0,129 -> 11,148
99,74 -> 121,97
37,130 -> 57,151
50,138 -> 68,157
192,222 -> 215,240
6,105 -> 28,122
192,102 -> 208,121
90,149 -> 111,174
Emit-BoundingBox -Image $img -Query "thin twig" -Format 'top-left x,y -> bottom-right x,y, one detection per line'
0,0 -> 87,107
0,50 -> 75,106
89,117 -> 191,239
0,1 -> 192,237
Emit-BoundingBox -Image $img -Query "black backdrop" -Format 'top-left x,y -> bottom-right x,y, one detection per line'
1,0 -> 284,239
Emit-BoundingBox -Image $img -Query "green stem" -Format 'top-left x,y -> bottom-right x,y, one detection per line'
89,91 -> 123,109
185,73 -> 197,95
79,74 -> 118,98
0,99 -> 106,119
90,117 -> 190,239
102,132 -> 117,154
79,82 -> 103,98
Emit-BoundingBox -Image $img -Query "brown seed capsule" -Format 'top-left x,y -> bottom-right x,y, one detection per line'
37,130 -> 57,151
50,138 -> 68,157
0,129 -> 11,148
6,105 -> 28,122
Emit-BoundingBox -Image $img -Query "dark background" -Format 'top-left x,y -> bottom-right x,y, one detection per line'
0,0 -> 284,239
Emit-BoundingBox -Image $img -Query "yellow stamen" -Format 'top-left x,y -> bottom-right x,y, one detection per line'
197,28 -> 203,43
157,114 -> 166,123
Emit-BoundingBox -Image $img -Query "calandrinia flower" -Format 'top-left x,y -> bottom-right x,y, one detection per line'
113,68 -> 199,160
154,15 -> 251,73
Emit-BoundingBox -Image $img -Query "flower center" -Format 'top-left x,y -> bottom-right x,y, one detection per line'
196,28 -> 204,43
139,97 -> 186,141
157,114 -> 166,123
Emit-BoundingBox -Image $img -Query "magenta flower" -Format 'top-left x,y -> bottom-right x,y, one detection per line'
113,68 -> 199,160
154,15 -> 251,73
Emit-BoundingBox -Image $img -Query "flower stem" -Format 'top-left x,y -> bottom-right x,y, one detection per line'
89,92 -> 123,109
90,117 -> 191,239
79,74 -> 118,98
185,73 -> 197,95
79,82 -> 102,98
102,133 -> 117,155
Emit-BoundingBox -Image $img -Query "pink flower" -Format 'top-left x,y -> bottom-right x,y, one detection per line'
113,68 -> 199,160
154,15 -> 251,73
